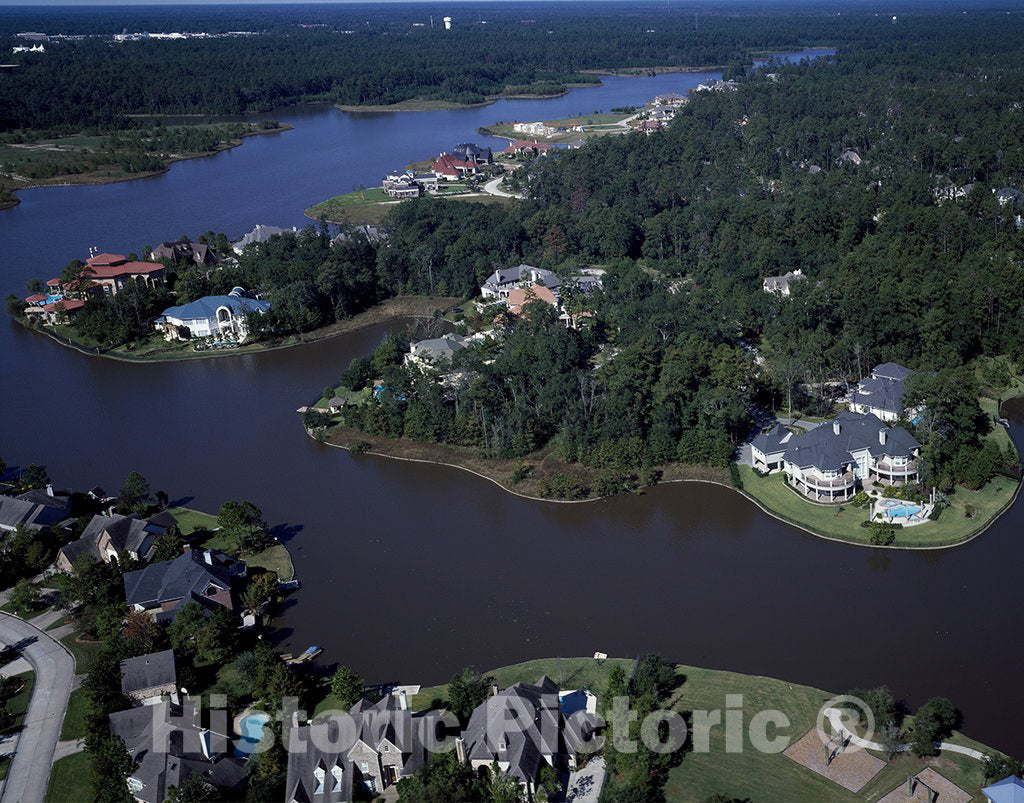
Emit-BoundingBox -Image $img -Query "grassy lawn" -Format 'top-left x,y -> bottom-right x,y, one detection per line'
59,632 -> 105,672
59,687 -> 89,741
305,189 -> 512,225
0,599 -> 49,618
736,465 -> 1017,547
45,751 -> 92,803
4,671 -> 35,734
167,505 -> 219,536
405,657 -> 991,802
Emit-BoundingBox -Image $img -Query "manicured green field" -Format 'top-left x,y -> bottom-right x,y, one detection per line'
406,657 -> 993,802
166,505 -> 219,536
59,687 -> 89,741
736,465 -> 1017,547
59,632 -> 105,672
45,751 -> 92,803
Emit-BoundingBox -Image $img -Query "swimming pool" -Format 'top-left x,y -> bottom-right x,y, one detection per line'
880,500 -> 923,518
235,711 -> 271,756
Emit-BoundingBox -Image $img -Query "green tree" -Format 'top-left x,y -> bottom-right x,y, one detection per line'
447,667 -> 493,723
910,697 -> 959,756
18,464 -> 49,491
396,751 -> 483,803
8,578 -> 41,615
167,774 -> 218,802
167,601 -> 208,652
217,500 -> 270,555
241,572 -> 278,612
117,471 -> 151,514
330,665 -> 363,709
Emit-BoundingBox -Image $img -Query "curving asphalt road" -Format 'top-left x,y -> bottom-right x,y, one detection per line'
0,612 -> 75,803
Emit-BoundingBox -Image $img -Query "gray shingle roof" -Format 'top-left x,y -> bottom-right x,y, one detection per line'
285,696 -> 440,803
110,700 -> 244,803
750,423 -> 792,456
122,550 -> 233,621
872,362 -> 911,381
461,676 -> 563,785
783,412 -> 919,472
120,649 -> 177,697
59,513 -> 157,566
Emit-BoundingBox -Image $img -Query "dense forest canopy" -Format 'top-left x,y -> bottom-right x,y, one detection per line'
0,1 -> 1005,131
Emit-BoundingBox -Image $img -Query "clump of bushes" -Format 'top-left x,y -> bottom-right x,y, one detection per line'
539,473 -> 588,499
349,440 -> 371,454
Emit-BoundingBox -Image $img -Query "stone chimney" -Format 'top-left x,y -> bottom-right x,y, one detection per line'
455,736 -> 466,764
832,421 -> 841,435
399,689 -> 409,711
45,483 -> 54,497
879,429 -> 887,445
490,683 -> 499,697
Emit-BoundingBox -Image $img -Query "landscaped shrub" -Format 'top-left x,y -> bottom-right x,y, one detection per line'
849,491 -> 870,508
729,463 -> 743,489
964,504 -> 976,519
870,522 -> 896,546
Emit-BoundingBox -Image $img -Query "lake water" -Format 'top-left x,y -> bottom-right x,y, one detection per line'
4,49 -> 1023,755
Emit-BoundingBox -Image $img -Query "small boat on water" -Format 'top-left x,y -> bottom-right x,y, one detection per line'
997,418 -> 1010,428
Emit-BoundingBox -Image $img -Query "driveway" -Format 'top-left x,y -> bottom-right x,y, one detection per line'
482,175 -> 523,199
0,612 -> 75,803
565,756 -> 606,803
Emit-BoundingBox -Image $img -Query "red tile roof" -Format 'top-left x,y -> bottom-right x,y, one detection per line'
47,277 -> 62,286
82,260 -> 164,279
506,283 -> 558,314
41,299 -> 85,313
503,140 -> 554,154
25,293 -> 47,303
86,252 -> 128,267
432,153 -> 476,176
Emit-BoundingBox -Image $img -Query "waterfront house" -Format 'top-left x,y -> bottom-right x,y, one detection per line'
502,140 -> 553,158
109,698 -> 245,803
847,362 -> 915,423
122,548 -> 242,623
151,238 -> 220,267
0,485 -> 73,533
120,649 -> 178,705
432,152 -> 479,180
776,412 -> 921,502
154,289 -> 270,342
56,510 -> 177,572
457,675 -> 600,799
513,122 -> 557,137
285,691 -> 441,801
404,332 -> 468,369
232,224 -> 297,255
762,268 -> 805,296
331,225 -> 386,246
382,174 -> 422,198
22,295 -> 86,325
480,264 -> 562,300
654,92 -> 686,106
73,252 -> 166,296
452,142 -> 493,164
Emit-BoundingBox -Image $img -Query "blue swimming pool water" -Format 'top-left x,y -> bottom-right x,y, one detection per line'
235,712 -> 271,756
881,501 -> 922,518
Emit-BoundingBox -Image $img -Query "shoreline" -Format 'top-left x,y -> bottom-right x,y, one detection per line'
14,295 -> 458,364
310,427 -> 1021,551
334,85 -> 595,113
0,124 -> 292,205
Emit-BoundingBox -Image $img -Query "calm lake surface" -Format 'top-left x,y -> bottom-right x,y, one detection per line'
4,49 -> 1023,754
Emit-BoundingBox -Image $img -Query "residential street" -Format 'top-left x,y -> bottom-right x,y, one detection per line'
0,613 -> 75,803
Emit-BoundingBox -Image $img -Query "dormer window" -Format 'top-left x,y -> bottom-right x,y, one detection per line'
314,766 -> 326,794
382,744 -> 389,752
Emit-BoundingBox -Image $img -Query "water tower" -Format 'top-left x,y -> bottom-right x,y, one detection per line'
443,16 -> 452,30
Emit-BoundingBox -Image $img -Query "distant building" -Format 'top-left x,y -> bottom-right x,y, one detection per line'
151,239 -> 219,267
501,140 -> 553,158
432,152 -> 479,180
452,143 -> 493,165
22,296 -> 86,325
405,332 -> 467,369
382,174 -> 422,198
654,92 -> 686,106
762,268 -> 805,296
480,264 -> 562,300
847,362 -> 915,423
154,290 -> 270,342
232,224 -> 297,255
513,122 -> 557,137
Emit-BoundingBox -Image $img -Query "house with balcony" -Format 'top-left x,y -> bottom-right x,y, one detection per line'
480,264 -> 562,300
154,289 -> 270,342
847,362 -> 916,423
59,252 -> 166,297
774,412 -> 921,502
